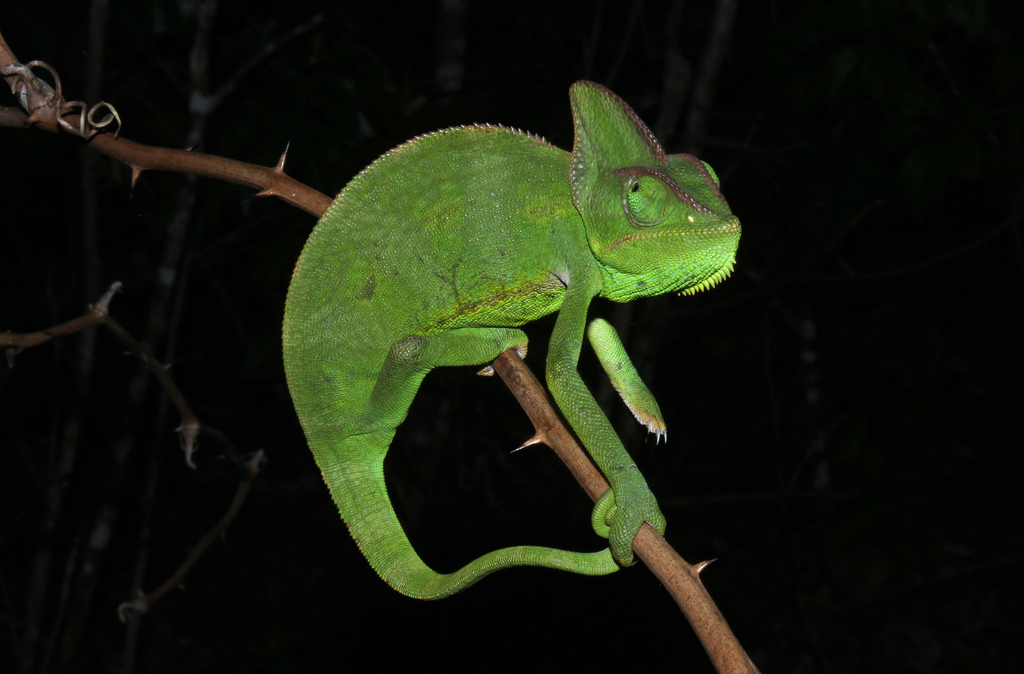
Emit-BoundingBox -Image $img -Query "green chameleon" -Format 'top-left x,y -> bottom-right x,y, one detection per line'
282,81 -> 740,599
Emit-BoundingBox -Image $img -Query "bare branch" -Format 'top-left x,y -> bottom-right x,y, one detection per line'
209,14 -> 324,110
0,33 -> 330,217
91,134 -> 331,218
0,282 -> 205,468
0,104 -> 29,127
1,282 -> 121,362
101,316 -> 202,468
118,450 -> 267,622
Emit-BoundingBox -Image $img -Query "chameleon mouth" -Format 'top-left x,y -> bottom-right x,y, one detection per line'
606,216 -> 740,251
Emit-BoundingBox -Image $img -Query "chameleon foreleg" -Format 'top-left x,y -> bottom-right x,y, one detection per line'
546,284 -> 666,566
586,317 -> 666,442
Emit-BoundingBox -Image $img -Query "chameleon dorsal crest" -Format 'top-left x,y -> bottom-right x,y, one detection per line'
282,81 -> 740,598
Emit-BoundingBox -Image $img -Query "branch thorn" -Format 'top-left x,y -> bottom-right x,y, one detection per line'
245,449 -> 267,476
93,281 -> 122,314
177,419 -> 201,469
694,558 -> 718,575
274,142 -> 290,173
512,433 -> 546,453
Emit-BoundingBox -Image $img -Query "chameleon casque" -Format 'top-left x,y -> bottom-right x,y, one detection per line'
282,81 -> 741,599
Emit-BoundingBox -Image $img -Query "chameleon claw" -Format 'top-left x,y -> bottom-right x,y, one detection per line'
646,420 -> 667,444
626,403 -> 667,443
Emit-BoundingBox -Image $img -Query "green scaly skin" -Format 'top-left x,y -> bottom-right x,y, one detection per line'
282,81 -> 740,599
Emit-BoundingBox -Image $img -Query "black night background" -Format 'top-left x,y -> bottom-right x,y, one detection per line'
2,2 -> 1021,671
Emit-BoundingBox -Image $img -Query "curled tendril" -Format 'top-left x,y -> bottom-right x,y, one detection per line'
1,60 -> 121,139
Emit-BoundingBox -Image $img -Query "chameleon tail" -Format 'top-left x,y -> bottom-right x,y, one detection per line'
322,432 -> 619,599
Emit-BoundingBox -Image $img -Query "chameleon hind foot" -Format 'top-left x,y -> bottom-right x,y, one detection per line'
589,470 -> 666,566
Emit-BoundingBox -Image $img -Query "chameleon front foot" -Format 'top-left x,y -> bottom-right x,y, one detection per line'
585,318 -> 667,443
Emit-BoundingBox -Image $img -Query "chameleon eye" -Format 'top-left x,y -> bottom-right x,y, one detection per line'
702,161 -> 720,187
624,174 -> 669,227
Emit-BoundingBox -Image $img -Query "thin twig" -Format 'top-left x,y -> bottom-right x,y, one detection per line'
118,451 -> 266,622
208,14 -> 324,110
0,282 -> 206,468
102,316 -> 201,467
1,282 -> 121,360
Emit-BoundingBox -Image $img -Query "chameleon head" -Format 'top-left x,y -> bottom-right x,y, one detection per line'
587,153 -> 740,301
568,81 -> 741,302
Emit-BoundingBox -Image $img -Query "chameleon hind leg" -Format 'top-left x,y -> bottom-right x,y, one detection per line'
358,328 -> 528,430
325,326 -> 617,599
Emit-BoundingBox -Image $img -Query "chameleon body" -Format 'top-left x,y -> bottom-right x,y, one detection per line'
283,82 -> 740,598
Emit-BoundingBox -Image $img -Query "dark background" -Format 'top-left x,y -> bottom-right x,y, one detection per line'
2,1 -> 1021,672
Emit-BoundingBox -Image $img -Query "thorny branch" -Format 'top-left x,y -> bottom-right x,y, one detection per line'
1,282 -> 265,655
0,283 -> 205,467
117,450 -> 267,622
1,282 -> 120,361
1,25 -> 314,661
0,52 -> 330,217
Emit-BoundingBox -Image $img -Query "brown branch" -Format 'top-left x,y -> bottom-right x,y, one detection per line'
0,104 -> 29,126
0,282 -> 205,468
101,316 -> 201,468
0,32 -> 331,218
118,450 -> 266,623
493,349 -> 759,674
3,23 -> 279,659
97,135 -> 331,217
1,281 -> 121,359
2,282 -> 266,620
